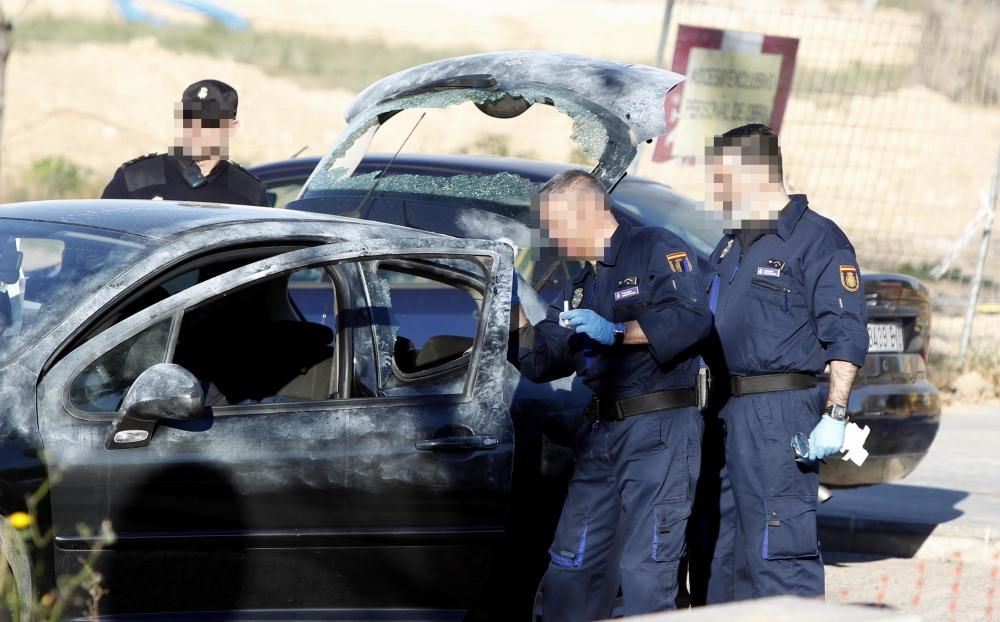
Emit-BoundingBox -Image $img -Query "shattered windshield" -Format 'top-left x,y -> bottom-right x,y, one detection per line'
312,170 -> 541,207
303,87 -> 611,205
0,221 -> 158,367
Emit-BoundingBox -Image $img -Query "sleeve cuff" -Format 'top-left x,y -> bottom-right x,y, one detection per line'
824,343 -> 867,368
636,308 -> 677,365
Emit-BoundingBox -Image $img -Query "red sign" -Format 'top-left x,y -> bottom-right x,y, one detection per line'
653,25 -> 799,161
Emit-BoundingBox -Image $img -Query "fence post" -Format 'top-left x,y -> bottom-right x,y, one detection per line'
958,145 -> 1000,369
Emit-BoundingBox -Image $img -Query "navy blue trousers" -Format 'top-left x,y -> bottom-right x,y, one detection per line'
540,406 -> 702,621
694,388 -> 825,603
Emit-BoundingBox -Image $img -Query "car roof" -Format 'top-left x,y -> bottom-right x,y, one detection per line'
0,199 -> 408,240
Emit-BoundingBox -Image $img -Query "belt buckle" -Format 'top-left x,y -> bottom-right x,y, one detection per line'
584,398 -> 600,422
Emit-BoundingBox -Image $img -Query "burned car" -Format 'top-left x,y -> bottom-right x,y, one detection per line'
258,51 -> 941,491
0,202 -> 526,619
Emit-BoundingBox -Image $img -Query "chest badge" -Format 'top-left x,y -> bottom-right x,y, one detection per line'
614,286 -> 640,301
756,266 -> 781,278
666,251 -> 693,273
840,265 -> 860,292
719,238 -> 735,261
618,276 -> 639,287
571,287 -> 584,309
768,258 -> 785,271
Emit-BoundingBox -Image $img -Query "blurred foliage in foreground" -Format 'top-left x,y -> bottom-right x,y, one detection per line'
4,157 -> 102,202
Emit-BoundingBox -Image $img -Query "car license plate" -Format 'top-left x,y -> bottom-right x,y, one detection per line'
868,322 -> 904,353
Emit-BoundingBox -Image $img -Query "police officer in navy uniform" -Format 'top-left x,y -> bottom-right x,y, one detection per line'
514,170 -> 712,619
697,124 -> 869,602
101,79 -> 267,206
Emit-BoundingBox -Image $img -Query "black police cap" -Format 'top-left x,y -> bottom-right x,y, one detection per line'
180,79 -> 238,120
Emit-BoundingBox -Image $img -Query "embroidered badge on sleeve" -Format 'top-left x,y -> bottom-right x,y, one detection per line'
839,265 -> 860,292
666,251 -> 692,273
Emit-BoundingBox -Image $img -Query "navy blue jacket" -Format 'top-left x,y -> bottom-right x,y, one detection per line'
519,222 -> 712,400
707,195 -> 869,376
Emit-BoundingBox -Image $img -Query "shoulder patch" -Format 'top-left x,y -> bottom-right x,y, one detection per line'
122,152 -> 163,168
839,264 -> 860,292
666,251 -> 692,273
225,160 -> 267,204
228,160 -> 263,183
122,153 -> 167,192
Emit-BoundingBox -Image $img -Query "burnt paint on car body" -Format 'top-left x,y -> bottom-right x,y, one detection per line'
345,51 -> 685,145
1,203 -> 520,617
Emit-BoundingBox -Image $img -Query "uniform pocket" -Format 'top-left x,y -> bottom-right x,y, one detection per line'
762,495 -> 819,560
750,394 -> 781,443
548,521 -> 589,569
652,499 -> 690,562
747,278 -> 791,312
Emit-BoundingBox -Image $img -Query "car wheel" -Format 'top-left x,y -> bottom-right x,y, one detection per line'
0,518 -> 33,622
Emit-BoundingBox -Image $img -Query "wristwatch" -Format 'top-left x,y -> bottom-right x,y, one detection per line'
612,322 -> 626,346
824,403 -> 849,422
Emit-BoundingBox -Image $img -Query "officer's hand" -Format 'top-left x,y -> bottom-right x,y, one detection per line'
806,415 -> 846,460
559,309 -> 614,345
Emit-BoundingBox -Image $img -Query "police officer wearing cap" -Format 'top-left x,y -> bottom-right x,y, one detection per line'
101,79 -> 267,206
514,170 -> 711,619
696,124 -> 869,602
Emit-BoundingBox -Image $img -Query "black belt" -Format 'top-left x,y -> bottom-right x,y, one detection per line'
589,389 -> 697,422
729,373 -> 817,397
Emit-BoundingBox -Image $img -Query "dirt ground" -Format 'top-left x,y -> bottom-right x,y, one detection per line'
0,0 -> 998,295
1,2 -> 995,202
826,552 -> 1000,622
4,0 -> 923,64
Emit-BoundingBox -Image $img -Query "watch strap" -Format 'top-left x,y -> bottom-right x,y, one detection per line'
613,322 -> 626,345
824,403 -> 849,422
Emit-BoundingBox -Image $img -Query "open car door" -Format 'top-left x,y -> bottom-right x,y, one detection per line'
37,236 -> 517,617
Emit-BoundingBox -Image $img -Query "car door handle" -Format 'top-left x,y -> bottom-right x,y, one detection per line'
415,435 -> 499,452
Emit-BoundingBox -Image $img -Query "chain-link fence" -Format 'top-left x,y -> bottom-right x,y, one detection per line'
2,0 -> 998,377
636,0 -> 1000,377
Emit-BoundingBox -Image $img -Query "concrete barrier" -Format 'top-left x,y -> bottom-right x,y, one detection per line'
612,596 -> 921,621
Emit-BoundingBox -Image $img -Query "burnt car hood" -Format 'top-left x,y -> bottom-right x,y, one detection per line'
322,51 -> 685,190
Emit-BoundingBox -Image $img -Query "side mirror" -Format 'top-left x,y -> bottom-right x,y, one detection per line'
106,363 -> 204,450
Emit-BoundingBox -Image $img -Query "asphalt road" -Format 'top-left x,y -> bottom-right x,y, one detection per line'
821,404 -> 1000,621
819,404 -> 1000,558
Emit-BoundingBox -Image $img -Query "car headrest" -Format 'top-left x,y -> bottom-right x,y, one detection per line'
259,320 -> 334,348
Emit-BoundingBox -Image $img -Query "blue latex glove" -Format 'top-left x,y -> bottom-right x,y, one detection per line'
806,415 -> 846,460
510,269 -> 521,307
559,309 -> 615,346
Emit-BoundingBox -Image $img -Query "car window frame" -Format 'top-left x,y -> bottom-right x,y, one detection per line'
369,257 -> 489,387
51,239 -> 506,422
45,241 -> 327,374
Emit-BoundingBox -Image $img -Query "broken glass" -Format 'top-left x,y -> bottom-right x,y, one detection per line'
304,85 -> 621,205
